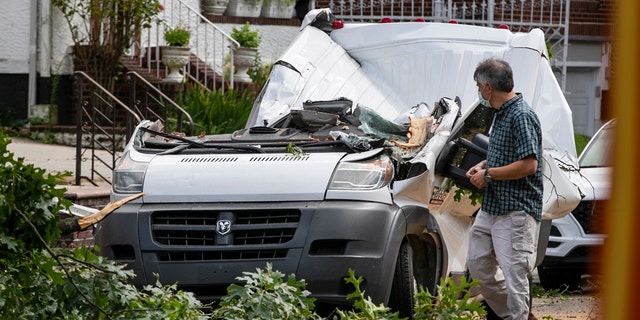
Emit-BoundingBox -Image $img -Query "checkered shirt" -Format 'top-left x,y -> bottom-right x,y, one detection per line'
483,93 -> 543,221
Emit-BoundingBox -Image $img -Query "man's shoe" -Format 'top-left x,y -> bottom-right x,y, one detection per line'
528,312 -> 538,320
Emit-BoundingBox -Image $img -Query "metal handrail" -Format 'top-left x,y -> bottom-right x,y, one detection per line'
73,71 -> 142,186
127,71 -> 195,135
130,0 -> 240,91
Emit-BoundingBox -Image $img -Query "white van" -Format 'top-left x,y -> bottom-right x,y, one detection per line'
96,9 -> 578,317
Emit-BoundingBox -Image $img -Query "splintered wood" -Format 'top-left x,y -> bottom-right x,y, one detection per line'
58,193 -> 145,234
392,115 -> 433,149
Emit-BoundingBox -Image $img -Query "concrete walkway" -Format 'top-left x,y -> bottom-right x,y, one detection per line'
6,137 -> 113,205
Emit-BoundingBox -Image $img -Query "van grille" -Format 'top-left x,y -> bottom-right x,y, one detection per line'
151,209 -> 300,261
157,249 -> 288,262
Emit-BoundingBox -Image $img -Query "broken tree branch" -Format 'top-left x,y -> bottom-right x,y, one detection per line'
58,193 -> 145,234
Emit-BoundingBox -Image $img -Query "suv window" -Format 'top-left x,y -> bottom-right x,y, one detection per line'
579,121 -> 614,168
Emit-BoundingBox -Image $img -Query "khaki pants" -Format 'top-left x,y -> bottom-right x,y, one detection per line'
467,210 -> 540,320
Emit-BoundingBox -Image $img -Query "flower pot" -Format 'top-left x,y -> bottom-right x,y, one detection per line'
225,0 -> 263,18
161,46 -> 191,83
260,0 -> 295,19
202,0 -> 229,15
233,47 -> 257,82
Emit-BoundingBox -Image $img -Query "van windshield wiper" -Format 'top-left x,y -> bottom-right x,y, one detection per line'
139,126 -> 265,154
140,126 -> 207,147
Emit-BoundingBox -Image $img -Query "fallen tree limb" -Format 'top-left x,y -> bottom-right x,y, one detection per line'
58,193 -> 145,234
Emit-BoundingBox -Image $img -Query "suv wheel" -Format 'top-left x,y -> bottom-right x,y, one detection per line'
537,266 -> 582,291
388,241 -> 416,318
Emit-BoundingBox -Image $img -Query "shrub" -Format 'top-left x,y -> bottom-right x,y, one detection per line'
413,276 -> 486,320
0,133 -> 206,319
0,133 -> 71,257
333,269 -> 405,320
213,262 -> 321,320
174,87 -> 255,135
0,247 -> 206,319
248,54 -> 273,86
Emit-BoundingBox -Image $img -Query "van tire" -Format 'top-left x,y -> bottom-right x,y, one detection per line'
388,241 -> 415,318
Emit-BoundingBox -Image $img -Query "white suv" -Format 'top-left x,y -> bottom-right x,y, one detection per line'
537,119 -> 613,290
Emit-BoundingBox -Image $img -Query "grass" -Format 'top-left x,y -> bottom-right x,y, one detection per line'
574,132 -> 590,155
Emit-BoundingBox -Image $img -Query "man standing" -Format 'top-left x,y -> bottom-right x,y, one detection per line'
466,58 -> 543,320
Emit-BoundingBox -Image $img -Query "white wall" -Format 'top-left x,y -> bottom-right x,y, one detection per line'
0,0 -> 297,76
0,0 -> 73,75
0,0 -> 31,74
50,3 -> 76,75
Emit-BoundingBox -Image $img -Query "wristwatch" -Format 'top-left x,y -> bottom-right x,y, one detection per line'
484,169 -> 493,184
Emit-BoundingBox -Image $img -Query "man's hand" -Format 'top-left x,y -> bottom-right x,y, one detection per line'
466,161 -> 487,189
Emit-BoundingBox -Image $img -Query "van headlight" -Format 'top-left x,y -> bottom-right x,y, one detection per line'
113,151 -> 148,193
328,154 -> 394,190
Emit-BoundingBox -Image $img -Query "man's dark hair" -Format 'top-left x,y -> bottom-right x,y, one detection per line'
473,58 -> 514,92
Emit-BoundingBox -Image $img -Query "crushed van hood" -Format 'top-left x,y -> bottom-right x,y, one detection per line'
248,22 -> 577,162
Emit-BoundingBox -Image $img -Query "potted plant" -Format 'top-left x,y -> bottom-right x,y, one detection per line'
230,22 -> 261,82
225,0 -> 263,18
161,23 -> 191,83
164,23 -> 191,46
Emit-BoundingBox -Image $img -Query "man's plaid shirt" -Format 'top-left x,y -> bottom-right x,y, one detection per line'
483,93 -> 543,221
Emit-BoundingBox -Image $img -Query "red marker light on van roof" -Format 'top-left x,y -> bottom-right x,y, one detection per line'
332,20 -> 344,29
448,19 -> 458,24
415,18 -> 426,22
498,24 -> 510,30
381,17 -> 393,23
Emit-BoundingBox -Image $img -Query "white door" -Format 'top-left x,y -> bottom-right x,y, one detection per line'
565,68 -> 597,136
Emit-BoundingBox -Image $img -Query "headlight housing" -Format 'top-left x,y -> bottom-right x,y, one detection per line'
328,154 -> 394,190
113,151 -> 149,193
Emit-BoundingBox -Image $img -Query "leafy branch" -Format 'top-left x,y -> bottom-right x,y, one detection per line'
334,269 -> 405,320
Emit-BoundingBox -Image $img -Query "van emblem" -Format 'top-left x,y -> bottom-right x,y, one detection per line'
216,220 -> 231,235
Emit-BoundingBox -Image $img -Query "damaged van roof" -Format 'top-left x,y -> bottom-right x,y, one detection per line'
248,20 -> 576,159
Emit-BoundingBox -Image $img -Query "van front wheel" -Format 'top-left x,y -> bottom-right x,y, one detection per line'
388,241 -> 416,318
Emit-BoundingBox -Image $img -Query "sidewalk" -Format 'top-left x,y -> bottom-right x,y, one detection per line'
6,137 -> 113,206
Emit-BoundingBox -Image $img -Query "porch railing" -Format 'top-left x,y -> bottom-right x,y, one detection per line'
73,71 -> 196,186
127,71 -> 195,135
128,0 -> 240,91
73,71 -> 141,186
